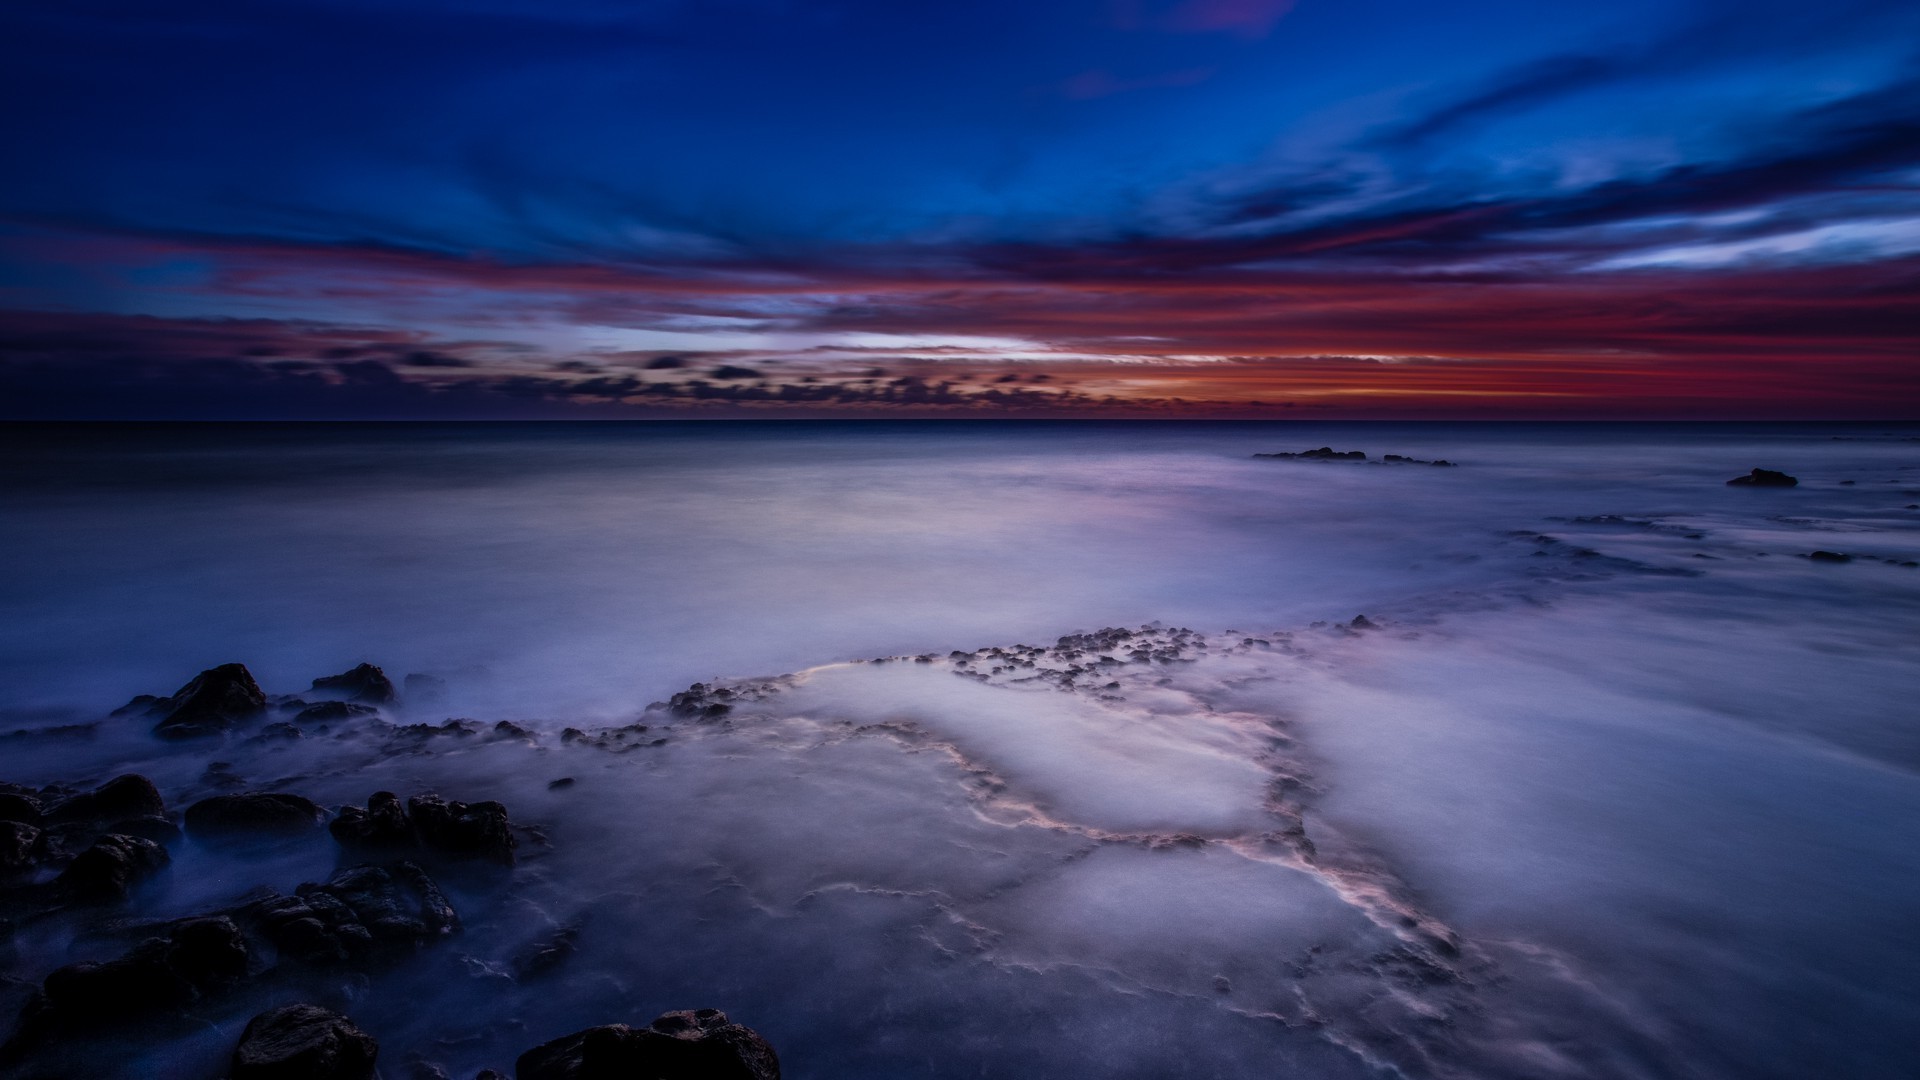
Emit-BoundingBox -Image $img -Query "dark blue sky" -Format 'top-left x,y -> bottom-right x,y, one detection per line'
2,0 -> 1916,417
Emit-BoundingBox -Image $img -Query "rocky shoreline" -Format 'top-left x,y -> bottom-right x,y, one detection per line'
1,660 -> 784,1079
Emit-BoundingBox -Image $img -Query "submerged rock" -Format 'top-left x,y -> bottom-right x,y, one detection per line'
1808,550 -> 1852,563
309,664 -> 397,705
1726,468 -> 1798,487
517,1009 -> 779,1080
185,793 -> 325,839
231,1004 -> 379,1080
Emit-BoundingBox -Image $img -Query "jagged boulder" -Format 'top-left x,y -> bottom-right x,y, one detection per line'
1726,468 -> 1798,487
517,1010 -> 779,1080
309,664 -> 396,705
231,1003 -> 379,1080
239,862 -> 458,965
185,793 -> 325,839
153,664 -> 267,738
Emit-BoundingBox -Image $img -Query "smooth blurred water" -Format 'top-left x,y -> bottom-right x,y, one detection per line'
2,420 -> 1917,1079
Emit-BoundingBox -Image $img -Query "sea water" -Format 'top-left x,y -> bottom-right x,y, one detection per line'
1,421 -> 1916,1078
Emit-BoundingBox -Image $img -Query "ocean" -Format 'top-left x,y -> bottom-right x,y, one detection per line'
2,420 -> 1917,1078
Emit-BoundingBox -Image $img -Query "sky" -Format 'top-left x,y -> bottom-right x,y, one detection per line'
1,0 -> 1916,419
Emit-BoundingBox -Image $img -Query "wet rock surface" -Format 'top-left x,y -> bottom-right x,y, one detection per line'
331,792 -> 516,864
231,1003 -> 379,1080
185,793 -> 325,838
517,1009 -> 779,1080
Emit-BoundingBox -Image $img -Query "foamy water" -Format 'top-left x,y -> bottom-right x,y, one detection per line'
2,421 -> 1917,1078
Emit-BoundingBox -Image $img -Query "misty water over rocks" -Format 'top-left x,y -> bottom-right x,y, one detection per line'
2,421 -> 1918,1078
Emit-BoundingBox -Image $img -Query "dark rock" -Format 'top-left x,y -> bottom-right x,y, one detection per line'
231,1003 -> 379,1080
152,664 -> 267,738
547,777 -> 576,791
310,664 -> 397,705
0,792 -> 42,825
257,721 -> 305,740
330,791 -> 413,850
37,915 -> 250,1019
1349,615 -> 1379,630
330,792 -> 515,863
492,720 -> 534,740
408,795 -> 515,865
242,862 -> 458,964
45,774 -> 166,826
56,834 -> 169,901
517,1009 -> 780,1080
1,821 -> 41,874
1727,468 -> 1798,487
1808,550 -> 1852,563
294,702 -> 380,723
1254,446 -> 1367,461
666,683 -> 734,719
185,793 -> 325,838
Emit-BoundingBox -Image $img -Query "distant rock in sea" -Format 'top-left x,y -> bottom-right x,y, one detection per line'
1254,448 -> 1456,466
1726,468 -> 1798,487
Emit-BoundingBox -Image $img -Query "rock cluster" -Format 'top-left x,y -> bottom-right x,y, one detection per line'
1254,447 -> 1457,466
330,792 -> 517,864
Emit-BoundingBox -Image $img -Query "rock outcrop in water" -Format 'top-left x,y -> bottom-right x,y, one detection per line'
146,664 -> 269,738
1726,468 -> 1798,487
184,792 -> 326,839
330,792 -> 517,864
1255,446 -> 1367,460
517,1009 -> 780,1080
1254,447 -> 1457,466
309,664 -> 397,705
231,1004 -> 379,1080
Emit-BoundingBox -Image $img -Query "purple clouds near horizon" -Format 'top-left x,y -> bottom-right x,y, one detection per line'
0,0 -> 1915,418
